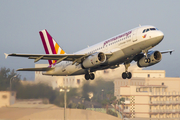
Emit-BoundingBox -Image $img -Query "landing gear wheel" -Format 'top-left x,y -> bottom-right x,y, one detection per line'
90,73 -> 95,80
127,72 -> 132,79
122,72 -> 127,79
144,58 -> 150,63
122,72 -> 132,79
85,74 -> 90,80
85,73 -> 95,80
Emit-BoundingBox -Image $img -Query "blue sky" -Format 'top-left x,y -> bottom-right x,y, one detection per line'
0,1 -> 179,80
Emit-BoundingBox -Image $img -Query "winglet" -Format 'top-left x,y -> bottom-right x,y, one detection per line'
170,51 -> 172,55
4,53 -> 9,59
170,50 -> 174,55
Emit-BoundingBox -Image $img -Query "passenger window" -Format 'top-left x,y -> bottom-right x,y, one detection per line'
143,29 -> 146,33
146,29 -> 150,32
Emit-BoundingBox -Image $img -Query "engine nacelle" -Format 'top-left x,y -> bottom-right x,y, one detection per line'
137,51 -> 162,67
82,52 -> 106,69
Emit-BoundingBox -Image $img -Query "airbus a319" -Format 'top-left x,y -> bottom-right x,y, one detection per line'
5,25 -> 173,80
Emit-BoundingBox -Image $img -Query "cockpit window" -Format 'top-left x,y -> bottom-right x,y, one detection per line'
150,28 -> 156,30
142,29 -> 146,33
143,28 -> 157,33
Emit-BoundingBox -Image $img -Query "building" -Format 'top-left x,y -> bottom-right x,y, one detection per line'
114,70 -> 180,119
35,64 -> 83,89
0,91 -> 16,108
114,70 -> 166,99
132,70 -> 165,78
35,63 -> 141,89
119,85 -> 180,119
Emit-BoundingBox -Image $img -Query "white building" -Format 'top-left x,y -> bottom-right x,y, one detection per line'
35,63 -> 141,89
132,70 -> 165,78
35,64 -> 83,89
114,70 -> 180,119
0,91 -> 16,108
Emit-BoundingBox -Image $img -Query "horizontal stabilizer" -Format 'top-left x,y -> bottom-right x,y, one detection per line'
4,53 -> 9,59
17,67 -> 53,71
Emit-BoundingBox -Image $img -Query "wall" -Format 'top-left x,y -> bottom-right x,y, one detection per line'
35,64 -> 83,89
145,77 -> 180,92
132,70 -> 165,78
0,91 -> 16,107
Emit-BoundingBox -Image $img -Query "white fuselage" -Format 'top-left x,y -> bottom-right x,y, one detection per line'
43,25 -> 164,76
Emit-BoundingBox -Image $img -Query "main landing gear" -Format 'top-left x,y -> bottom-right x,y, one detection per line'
122,63 -> 132,79
85,73 -> 95,80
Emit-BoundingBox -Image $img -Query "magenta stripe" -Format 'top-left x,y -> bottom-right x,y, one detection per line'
39,31 -> 52,65
39,31 -> 49,54
46,30 -> 56,54
48,60 -> 52,65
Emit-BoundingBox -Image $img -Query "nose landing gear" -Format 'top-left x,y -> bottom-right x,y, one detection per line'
144,58 -> 151,63
142,49 -> 151,63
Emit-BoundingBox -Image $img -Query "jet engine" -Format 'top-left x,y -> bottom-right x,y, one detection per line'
137,51 -> 162,67
82,52 -> 106,68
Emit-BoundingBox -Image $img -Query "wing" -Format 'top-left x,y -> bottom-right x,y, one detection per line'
160,49 -> 174,54
5,53 -> 112,65
133,49 -> 174,62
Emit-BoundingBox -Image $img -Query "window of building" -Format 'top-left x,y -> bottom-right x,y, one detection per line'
148,74 -> 150,78
77,79 -> 80,84
136,88 -> 139,92
2,95 -> 7,99
150,88 -> 152,92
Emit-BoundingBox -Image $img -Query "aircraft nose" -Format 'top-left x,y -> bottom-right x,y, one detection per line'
158,31 -> 164,40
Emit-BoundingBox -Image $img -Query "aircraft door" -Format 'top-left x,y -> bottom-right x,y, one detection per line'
132,29 -> 138,42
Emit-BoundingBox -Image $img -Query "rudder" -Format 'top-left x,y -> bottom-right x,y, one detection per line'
39,29 -> 66,65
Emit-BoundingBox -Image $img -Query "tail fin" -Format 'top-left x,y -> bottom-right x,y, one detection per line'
39,29 -> 66,65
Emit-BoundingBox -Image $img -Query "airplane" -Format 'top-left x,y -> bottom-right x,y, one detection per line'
5,25 -> 174,80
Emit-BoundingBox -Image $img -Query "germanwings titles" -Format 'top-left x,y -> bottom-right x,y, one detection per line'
5,25 -> 174,80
